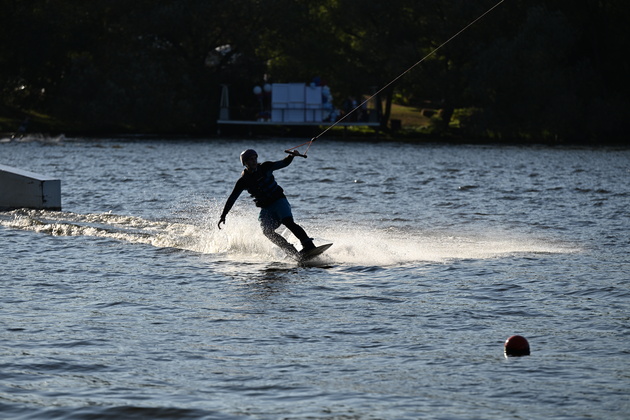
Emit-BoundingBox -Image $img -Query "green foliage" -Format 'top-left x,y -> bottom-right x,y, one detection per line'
0,0 -> 627,141
465,1 -> 630,142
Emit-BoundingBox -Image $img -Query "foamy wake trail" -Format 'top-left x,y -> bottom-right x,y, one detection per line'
0,208 -> 284,260
0,209 -> 579,265
0,209 -> 201,250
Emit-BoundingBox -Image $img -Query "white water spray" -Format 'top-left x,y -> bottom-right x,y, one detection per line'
1,205 -> 579,266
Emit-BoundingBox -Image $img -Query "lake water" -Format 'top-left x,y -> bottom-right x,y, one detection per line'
1,136 -> 628,419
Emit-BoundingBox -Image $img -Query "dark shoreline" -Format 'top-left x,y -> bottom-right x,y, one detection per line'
1,129 -> 627,148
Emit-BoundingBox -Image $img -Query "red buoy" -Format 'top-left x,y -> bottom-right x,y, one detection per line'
504,335 -> 530,356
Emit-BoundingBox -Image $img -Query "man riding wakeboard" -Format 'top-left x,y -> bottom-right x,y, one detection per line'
217,149 -> 316,258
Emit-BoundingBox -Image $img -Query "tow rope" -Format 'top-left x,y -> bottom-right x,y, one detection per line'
285,0 -> 505,158
284,140 -> 313,158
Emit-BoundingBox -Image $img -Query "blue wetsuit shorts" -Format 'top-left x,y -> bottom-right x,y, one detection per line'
259,197 -> 293,230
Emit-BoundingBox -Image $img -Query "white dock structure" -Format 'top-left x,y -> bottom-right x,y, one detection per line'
0,164 -> 61,210
217,83 -> 380,134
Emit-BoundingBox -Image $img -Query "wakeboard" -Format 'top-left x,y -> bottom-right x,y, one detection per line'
295,243 -> 333,263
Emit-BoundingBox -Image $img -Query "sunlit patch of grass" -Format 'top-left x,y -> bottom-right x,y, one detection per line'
389,103 -> 433,128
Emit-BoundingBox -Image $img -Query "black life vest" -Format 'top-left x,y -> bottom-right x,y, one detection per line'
243,162 -> 285,207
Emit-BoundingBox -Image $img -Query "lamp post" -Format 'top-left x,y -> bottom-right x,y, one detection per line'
253,84 -> 272,121
253,85 -> 263,120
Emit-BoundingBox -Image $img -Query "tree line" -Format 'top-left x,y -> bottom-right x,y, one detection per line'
1,0 -> 628,142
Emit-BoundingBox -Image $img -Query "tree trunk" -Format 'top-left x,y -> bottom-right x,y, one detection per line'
381,88 -> 393,130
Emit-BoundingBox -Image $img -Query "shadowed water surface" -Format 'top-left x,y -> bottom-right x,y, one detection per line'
1,137 -> 628,419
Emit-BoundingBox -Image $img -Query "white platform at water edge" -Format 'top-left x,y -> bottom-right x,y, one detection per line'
0,164 -> 61,210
